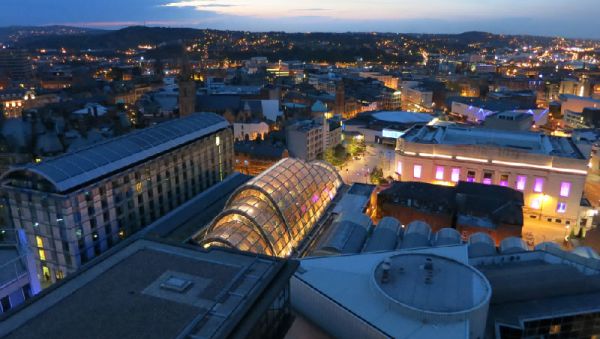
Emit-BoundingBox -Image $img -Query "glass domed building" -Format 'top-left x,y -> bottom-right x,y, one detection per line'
199,158 -> 343,257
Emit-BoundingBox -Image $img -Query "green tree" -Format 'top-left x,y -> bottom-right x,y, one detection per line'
348,137 -> 366,157
323,144 -> 348,167
369,166 -> 385,185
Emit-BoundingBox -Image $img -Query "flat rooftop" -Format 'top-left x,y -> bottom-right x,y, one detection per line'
295,245 -> 475,338
474,251 -> 600,326
402,125 -> 585,159
374,253 -> 490,314
0,239 -> 295,339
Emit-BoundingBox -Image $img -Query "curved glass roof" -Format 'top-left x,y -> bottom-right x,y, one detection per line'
2,113 -> 229,193
200,158 -> 343,257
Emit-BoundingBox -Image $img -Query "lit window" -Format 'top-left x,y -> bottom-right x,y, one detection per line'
467,170 -> 476,183
435,166 -> 444,180
549,324 -> 561,335
451,168 -> 460,182
516,176 -> 527,190
557,202 -> 567,213
499,174 -> 509,187
530,198 -> 541,209
560,182 -> 571,197
533,178 -> 544,193
396,161 -> 402,175
413,165 -> 422,179
36,236 -> 46,261
483,171 -> 493,185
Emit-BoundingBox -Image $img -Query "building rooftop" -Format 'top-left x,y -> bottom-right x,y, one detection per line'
294,245 -> 485,338
486,110 -> 533,122
472,248 -> 600,329
2,113 -> 229,193
0,239 -> 297,339
373,253 -> 490,314
371,111 -> 433,124
401,125 -> 586,159
234,140 -> 287,159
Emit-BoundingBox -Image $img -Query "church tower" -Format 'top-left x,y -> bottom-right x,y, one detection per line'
334,80 -> 345,117
178,49 -> 196,117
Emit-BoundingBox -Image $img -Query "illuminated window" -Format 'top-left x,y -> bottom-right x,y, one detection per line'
396,161 -> 402,175
557,202 -> 567,213
533,178 -> 544,193
413,165 -> 422,179
549,324 -> 561,334
499,174 -> 509,187
36,236 -> 46,261
530,198 -> 541,209
516,175 -> 527,191
483,171 -> 493,185
435,166 -> 444,180
560,182 -> 571,197
467,170 -> 476,183
451,168 -> 460,182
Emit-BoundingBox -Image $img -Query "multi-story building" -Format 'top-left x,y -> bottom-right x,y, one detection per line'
286,120 -> 325,161
0,229 -> 40,315
0,89 -> 36,119
0,49 -> 32,83
395,125 -> 592,243
560,94 -> 600,117
402,86 -> 434,112
1,113 -> 233,284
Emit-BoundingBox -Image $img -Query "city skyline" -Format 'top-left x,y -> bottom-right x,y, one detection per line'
1,0 -> 600,39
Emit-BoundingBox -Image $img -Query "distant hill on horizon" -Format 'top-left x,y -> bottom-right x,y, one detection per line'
0,25 -> 104,44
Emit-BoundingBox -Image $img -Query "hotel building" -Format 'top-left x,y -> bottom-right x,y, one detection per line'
1,113 -> 233,284
395,125 -> 593,243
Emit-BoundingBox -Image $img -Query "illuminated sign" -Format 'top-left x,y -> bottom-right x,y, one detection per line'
382,129 -> 405,139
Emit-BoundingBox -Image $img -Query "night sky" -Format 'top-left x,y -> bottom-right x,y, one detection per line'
1,0 -> 599,38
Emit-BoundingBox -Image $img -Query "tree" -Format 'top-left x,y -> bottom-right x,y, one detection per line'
323,144 -> 348,167
347,137 -> 366,157
369,166 -> 385,185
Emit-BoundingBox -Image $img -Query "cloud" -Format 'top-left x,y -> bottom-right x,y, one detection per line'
162,0 -> 236,10
297,8 -> 331,11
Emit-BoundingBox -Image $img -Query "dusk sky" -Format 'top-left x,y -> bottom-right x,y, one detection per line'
1,0 -> 599,38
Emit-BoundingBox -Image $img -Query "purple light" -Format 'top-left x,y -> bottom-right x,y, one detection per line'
451,168 -> 460,182
516,176 -> 527,191
467,177 -> 475,183
435,166 -> 444,180
557,202 -> 567,214
396,161 -> 402,175
500,180 -> 509,187
533,178 -> 544,193
483,178 -> 492,185
413,165 -> 422,179
311,194 -> 319,203
301,205 -> 307,213
560,182 -> 571,197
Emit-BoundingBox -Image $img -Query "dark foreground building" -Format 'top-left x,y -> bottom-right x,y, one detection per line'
0,238 -> 298,339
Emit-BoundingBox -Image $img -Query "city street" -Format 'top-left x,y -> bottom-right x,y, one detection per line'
337,143 -> 396,184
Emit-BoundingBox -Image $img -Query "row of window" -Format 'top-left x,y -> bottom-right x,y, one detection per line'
404,163 -> 572,197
